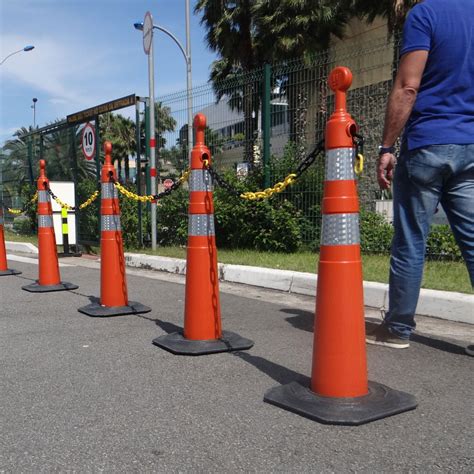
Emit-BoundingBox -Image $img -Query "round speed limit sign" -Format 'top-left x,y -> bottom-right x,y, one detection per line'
82,122 -> 96,160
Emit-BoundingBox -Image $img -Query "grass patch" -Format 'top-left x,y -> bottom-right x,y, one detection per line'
4,231 -> 471,293
4,230 -> 37,245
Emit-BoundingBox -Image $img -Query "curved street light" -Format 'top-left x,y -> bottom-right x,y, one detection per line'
0,45 -> 35,66
134,3 -> 193,251
133,20 -> 192,156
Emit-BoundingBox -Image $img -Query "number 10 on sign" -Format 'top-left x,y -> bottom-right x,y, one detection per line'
82,122 -> 96,160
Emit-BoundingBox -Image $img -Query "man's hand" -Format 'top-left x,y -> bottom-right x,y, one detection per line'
377,153 -> 397,189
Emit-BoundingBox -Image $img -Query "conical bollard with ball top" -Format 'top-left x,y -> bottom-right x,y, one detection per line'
78,142 -> 150,317
264,67 -> 417,425
153,113 -> 253,355
22,160 -> 78,292
0,206 -> 21,276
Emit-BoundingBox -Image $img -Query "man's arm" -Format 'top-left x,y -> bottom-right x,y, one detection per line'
377,50 -> 429,189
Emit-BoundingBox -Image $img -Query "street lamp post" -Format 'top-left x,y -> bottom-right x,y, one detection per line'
31,98 -> 38,128
134,4 -> 193,250
0,45 -> 35,66
134,0 -> 193,159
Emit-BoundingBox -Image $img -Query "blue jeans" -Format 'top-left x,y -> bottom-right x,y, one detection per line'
385,144 -> 474,339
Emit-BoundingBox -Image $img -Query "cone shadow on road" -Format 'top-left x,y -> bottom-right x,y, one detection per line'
280,308 -> 313,332
232,351 -> 310,386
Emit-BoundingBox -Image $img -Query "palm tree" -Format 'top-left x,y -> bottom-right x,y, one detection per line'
195,0 -> 264,163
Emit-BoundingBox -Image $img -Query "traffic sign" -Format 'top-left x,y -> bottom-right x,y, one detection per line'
163,178 -> 174,190
143,11 -> 153,55
81,122 -> 96,160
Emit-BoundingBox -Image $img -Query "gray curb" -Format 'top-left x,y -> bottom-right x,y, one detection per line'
5,241 -> 38,254
124,252 -> 473,326
6,242 -> 472,325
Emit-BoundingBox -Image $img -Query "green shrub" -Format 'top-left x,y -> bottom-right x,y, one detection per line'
359,209 -> 393,254
12,216 -> 34,235
76,180 -> 99,244
151,170 -> 302,252
427,225 -> 462,260
156,187 -> 188,246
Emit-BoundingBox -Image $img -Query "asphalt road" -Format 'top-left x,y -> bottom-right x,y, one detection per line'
1,259 -> 472,472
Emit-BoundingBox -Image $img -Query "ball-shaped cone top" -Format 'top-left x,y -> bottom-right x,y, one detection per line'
328,67 -> 353,93
39,159 -> 46,177
104,141 -> 112,164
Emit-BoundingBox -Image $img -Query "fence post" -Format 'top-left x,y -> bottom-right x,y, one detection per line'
262,63 -> 271,188
27,138 -> 34,184
135,99 -> 143,247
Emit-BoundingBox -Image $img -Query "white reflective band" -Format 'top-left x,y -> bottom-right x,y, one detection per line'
38,215 -> 53,228
189,169 -> 213,192
321,213 -> 360,246
325,148 -> 355,181
38,190 -> 50,203
188,214 -> 215,236
101,214 -> 121,231
101,183 -> 118,199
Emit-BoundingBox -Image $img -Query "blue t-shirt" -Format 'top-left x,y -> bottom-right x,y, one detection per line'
401,0 -> 474,150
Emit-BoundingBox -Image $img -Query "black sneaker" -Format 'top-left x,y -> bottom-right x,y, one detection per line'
465,345 -> 474,356
366,323 -> 410,349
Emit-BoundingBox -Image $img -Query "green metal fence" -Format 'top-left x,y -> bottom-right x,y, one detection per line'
157,37 -> 399,245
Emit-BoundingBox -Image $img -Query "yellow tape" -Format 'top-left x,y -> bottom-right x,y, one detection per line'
355,153 -> 364,175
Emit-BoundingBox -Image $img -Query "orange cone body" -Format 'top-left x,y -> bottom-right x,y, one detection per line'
311,67 -> 368,398
184,113 -> 222,340
0,206 -> 21,276
22,160 -> 77,292
78,142 -> 150,316
0,207 -> 9,271
264,67 -> 417,424
100,142 -> 128,307
152,113 -> 253,355
37,161 -> 62,286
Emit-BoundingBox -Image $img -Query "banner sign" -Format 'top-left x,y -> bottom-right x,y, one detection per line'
67,94 -> 136,124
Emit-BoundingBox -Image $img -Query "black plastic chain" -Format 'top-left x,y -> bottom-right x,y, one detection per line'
205,138 -> 326,197
352,133 -> 364,157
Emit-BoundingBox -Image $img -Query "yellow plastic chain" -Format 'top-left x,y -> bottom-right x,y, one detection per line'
50,190 -> 100,211
354,153 -> 364,175
240,173 -> 297,201
7,192 -> 38,214
113,169 -> 191,202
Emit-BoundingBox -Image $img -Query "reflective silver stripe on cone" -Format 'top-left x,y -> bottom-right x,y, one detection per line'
101,183 -> 119,199
38,215 -> 54,228
188,213 -> 215,236
38,190 -> 50,203
0,217 -> 4,225
325,148 -> 355,181
321,213 -> 360,246
101,214 -> 121,231
189,169 -> 213,192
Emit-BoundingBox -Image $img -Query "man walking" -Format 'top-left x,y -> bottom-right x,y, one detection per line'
366,0 -> 474,348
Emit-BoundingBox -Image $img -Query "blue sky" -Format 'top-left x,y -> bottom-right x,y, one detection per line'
0,0 -> 217,145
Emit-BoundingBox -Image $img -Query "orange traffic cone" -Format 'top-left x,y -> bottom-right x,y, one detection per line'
153,113 -> 253,355
0,206 -> 21,276
22,160 -> 78,292
264,67 -> 417,425
78,142 -> 150,317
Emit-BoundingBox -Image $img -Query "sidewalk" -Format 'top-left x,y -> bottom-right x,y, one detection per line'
6,241 -> 472,325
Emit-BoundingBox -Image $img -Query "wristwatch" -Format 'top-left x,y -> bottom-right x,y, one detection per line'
378,145 -> 395,155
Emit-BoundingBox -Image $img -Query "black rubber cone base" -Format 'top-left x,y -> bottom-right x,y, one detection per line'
0,268 -> 21,276
264,381 -> 417,426
153,329 -> 254,356
22,281 -> 78,292
78,301 -> 151,317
